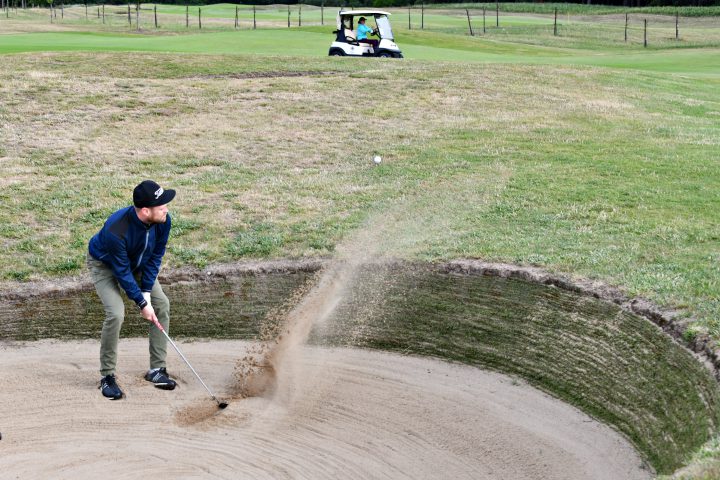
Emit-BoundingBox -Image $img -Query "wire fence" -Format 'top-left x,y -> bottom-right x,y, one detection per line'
1,3 -> 719,48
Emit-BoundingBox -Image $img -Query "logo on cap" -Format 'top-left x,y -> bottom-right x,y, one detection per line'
154,187 -> 164,199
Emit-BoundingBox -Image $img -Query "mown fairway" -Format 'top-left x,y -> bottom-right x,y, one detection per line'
1,4 -> 719,71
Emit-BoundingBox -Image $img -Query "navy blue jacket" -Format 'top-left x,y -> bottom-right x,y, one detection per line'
88,206 -> 171,309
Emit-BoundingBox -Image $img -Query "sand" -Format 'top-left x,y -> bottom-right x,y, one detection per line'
0,338 -> 651,480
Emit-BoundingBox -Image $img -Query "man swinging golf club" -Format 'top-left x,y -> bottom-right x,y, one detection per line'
87,180 -> 177,400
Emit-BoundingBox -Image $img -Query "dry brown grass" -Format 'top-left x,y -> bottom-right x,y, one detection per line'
0,54 -> 708,274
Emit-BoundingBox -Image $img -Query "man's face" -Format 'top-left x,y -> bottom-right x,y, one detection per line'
145,204 -> 169,224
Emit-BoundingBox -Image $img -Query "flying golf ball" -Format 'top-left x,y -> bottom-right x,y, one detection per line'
373,155 -> 382,165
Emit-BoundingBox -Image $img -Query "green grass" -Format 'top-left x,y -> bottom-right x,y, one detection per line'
431,3 -> 720,17
1,28 -> 719,76
3,4 -> 720,54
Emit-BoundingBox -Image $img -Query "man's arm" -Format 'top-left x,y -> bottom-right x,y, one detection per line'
140,214 -> 171,292
105,234 -> 147,309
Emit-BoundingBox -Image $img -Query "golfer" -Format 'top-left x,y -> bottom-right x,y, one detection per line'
87,180 -> 177,400
357,17 -> 379,49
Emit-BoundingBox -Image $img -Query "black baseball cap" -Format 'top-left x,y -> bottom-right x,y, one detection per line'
133,180 -> 176,208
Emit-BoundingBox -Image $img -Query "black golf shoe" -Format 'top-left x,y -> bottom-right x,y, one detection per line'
100,374 -> 123,400
145,367 -> 177,390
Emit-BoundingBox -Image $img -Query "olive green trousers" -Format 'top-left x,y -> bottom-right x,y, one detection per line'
87,254 -> 170,376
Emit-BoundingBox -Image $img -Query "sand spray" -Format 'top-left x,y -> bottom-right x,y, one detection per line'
229,163 -> 509,402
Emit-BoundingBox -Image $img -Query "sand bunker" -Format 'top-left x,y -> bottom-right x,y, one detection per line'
0,339 -> 650,479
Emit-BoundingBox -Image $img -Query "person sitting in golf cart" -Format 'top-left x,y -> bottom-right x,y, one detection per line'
356,17 -> 379,49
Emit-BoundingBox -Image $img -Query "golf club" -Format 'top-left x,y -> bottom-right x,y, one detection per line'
150,318 -> 228,409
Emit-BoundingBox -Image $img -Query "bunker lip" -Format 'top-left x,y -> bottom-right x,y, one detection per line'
0,257 -> 716,381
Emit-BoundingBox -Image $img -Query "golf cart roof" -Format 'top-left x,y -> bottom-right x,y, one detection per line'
338,10 -> 391,17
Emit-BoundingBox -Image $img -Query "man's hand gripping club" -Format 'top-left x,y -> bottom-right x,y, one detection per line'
140,292 -> 158,323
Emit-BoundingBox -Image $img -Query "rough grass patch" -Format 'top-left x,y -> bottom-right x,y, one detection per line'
227,223 -> 285,257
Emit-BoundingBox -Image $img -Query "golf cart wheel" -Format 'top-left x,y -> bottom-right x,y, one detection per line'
377,51 -> 393,58
329,49 -> 345,56
394,53 -> 404,58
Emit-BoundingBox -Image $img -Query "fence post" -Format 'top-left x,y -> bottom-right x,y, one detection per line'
185,3 -> 188,28
102,4 -> 104,24
154,4 -> 157,28
483,7 -> 486,33
495,0 -> 498,27
624,12 -> 627,43
287,4 -> 289,28
136,2 -> 139,31
60,2 -> 62,19
643,18 -> 647,47
675,10 -> 679,40
465,8 -> 473,36
321,1 -> 323,25
127,3 -> 130,25
253,5 -> 256,29
553,8 -> 557,36
84,1 -> 87,18
408,5 -> 410,30
198,7 -> 201,29
235,5 -> 238,28
298,3 -> 301,26
421,1 -> 424,29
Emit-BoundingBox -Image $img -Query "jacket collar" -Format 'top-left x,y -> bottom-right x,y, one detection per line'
129,206 -> 152,229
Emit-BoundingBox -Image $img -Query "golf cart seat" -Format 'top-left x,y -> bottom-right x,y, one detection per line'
344,29 -> 358,43
333,29 -> 358,44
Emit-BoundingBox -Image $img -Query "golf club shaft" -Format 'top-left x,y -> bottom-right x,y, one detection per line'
151,319 -> 221,404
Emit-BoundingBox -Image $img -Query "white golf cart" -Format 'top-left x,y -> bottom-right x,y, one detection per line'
328,10 -> 403,58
